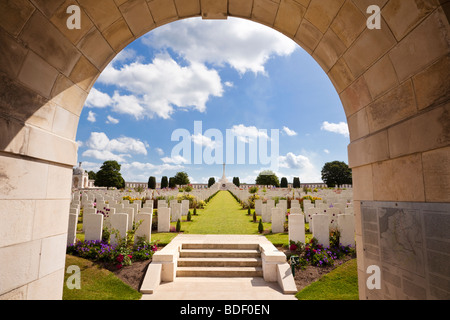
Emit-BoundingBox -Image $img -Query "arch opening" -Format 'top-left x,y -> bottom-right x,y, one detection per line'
0,0 -> 449,300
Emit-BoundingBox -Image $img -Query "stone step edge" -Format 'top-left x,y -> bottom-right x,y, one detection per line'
176,266 -> 263,277
178,257 -> 262,267
181,243 -> 260,250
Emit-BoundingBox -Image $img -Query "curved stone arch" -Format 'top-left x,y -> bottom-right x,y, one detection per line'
0,0 -> 449,300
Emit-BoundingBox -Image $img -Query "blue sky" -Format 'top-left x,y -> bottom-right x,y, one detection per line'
76,17 -> 350,184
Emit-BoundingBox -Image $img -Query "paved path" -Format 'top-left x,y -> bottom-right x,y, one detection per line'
141,235 -> 297,300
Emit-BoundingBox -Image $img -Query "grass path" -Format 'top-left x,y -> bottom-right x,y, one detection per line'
179,190 -> 260,234
152,190 -> 290,245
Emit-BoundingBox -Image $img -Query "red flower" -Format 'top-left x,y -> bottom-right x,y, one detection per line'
116,264 -> 122,269
116,254 -> 124,263
289,244 -> 297,251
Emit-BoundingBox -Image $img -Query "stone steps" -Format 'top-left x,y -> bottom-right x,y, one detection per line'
177,266 -> 263,277
176,243 -> 263,278
178,257 -> 262,267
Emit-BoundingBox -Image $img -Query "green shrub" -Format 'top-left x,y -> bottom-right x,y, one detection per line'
258,219 -> 264,233
176,219 -> 181,232
187,211 -> 192,221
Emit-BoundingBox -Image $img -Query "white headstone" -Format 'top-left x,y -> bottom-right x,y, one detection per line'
255,199 -> 262,216
134,212 -> 152,243
312,214 -> 330,248
289,213 -> 305,244
84,213 -> 103,242
158,207 -> 171,232
337,214 -> 355,247
171,202 -> 182,222
123,207 -> 135,231
290,200 -> 300,208
181,200 -> 189,216
271,207 -> 284,233
111,213 -> 128,246
261,203 -> 270,223
67,212 -> 78,246
158,200 -> 167,208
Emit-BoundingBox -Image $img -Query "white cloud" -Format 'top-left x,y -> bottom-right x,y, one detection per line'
155,148 -> 164,156
111,48 -> 137,65
82,149 -> 130,163
161,155 -> 189,165
321,121 -> 349,137
282,126 -> 297,136
278,152 -> 314,170
97,53 -> 223,119
229,124 -> 270,143
191,133 -> 217,149
106,115 -> 119,124
85,88 -> 113,108
121,161 -> 185,181
82,132 -> 148,163
324,149 -> 330,154
143,17 -> 297,75
110,91 -> 146,119
224,81 -> 234,87
87,111 -> 96,122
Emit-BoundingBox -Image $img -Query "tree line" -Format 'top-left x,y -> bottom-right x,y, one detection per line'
86,160 -> 352,189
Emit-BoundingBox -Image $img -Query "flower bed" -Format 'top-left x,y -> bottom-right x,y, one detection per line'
67,238 -> 158,270
286,233 -> 355,270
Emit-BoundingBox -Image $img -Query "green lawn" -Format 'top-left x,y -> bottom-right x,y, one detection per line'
295,258 -> 359,300
63,255 -> 142,300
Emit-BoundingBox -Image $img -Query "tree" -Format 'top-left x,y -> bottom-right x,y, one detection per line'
293,177 -> 301,188
208,177 -> 216,188
94,160 -> 125,189
173,171 -> 190,186
148,176 -> 156,189
280,177 -> 288,188
168,177 -> 176,188
88,170 -> 96,180
161,176 -> 168,189
232,177 -> 240,187
321,161 -> 352,188
255,170 -> 280,187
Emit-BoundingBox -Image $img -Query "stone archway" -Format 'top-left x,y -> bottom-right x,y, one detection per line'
0,0 -> 449,300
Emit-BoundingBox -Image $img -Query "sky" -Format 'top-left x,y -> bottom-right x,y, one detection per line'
75,17 -> 350,185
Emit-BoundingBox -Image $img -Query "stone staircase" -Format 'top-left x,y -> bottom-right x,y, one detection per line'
176,243 -> 263,277
140,235 -> 297,296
